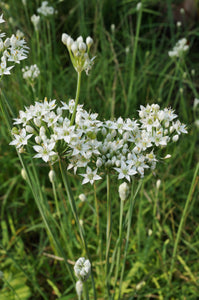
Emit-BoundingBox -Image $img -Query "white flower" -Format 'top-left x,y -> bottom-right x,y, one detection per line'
33,142 -> 57,162
9,128 -> 32,149
80,167 -> 102,185
114,161 -> 137,182
0,56 -> 14,75
74,257 -> 91,282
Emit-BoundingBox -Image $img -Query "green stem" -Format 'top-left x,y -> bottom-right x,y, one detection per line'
70,71 -> 82,125
126,5 -> 142,114
19,155 -> 75,284
83,281 -> 89,300
169,163 -> 199,283
167,60 -> 180,106
36,29 -> 41,96
59,160 -> 96,299
105,174 -> 111,298
94,183 -> 100,237
118,180 -> 142,299
112,199 -> 124,299
51,177 -> 73,259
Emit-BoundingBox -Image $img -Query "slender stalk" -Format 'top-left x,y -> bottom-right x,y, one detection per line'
126,5 -> 143,114
59,160 -> 96,299
112,199 -> 124,299
51,177 -> 73,259
35,29 -> 41,96
94,183 -> 100,237
169,163 -> 199,283
47,20 -> 53,97
118,180 -> 142,299
166,60 -> 180,105
83,281 -> 89,300
18,155 -> 75,284
105,174 -> 112,297
70,71 -> 82,125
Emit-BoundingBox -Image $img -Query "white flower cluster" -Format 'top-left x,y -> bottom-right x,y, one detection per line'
22,64 -> 40,81
168,38 -> 189,58
10,99 -> 187,184
62,33 -> 95,75
0,15 -> 29,76
37,1 -> 55,16
74,257 -> 91,282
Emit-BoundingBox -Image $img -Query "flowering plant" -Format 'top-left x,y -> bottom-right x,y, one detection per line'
6,22 -> 188,299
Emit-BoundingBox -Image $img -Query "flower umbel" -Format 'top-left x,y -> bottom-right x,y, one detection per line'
74,257 -> 91,282
62,33 -> 95,74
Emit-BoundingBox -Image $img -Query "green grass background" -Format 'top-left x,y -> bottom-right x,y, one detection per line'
0,0 -> 198,299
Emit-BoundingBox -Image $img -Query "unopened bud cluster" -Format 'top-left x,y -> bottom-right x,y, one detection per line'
62,33 -> 95,74
74,257 -> 91,282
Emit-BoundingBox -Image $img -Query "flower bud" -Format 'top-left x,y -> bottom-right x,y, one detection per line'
21,168 -> 28,181
76,36 -> 83,44
75,280 -> 83,297
67,37 -> 74,49
111,24 -> 115,33
136,2 -> 142,11
26,125 -> 34,133
119,182 -> 129,201
86,36 -> 93,47
101,127 -> 107,136
172,134 -> 179,142
71,42 -> 78,54
35,136 -> 41,144
34,117 -> 41,127
79,193 -> 86,202
156,179 -> 161,190
96,158 -> 103,168
78,42 -> 86,52
62,33 -> 69,46
164,154 -> 171,159
49,170 -> 55,183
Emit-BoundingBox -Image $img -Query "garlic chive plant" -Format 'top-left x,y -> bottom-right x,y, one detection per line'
7,23 -> 188,298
